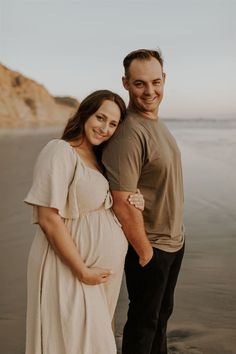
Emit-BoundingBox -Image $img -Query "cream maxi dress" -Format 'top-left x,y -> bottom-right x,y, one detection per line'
24,139 -> 128,354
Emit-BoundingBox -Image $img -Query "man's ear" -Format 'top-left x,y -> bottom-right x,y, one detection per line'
122,76 -> 129,90
163,72 -> 166,83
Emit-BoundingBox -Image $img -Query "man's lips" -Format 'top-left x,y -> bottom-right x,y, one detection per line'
141,96 -> 157,103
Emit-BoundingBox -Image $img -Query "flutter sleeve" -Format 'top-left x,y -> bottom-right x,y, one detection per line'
24,139 -> 78,223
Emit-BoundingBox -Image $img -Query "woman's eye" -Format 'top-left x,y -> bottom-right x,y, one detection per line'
97,115 -> 104,121
110,123 -> 117,128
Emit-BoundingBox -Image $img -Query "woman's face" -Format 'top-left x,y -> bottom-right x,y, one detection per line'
84,100 -> 121,146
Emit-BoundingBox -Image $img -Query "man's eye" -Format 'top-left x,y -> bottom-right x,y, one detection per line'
135,82 -> 143,87
153,81 -> 161,86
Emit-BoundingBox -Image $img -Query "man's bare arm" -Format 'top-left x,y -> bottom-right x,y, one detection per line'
112,190 -> 153,266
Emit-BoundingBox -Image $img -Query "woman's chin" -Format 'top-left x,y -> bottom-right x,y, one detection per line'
90,138 -> 106,146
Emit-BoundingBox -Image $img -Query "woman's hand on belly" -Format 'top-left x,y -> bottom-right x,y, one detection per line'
79,266 -> 113,285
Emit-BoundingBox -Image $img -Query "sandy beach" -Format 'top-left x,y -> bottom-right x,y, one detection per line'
0,122 -> 235,354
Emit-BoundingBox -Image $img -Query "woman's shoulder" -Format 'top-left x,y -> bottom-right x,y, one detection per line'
44,138 -> 72,150
36,139 -> 77,165
41,139 -> 75,155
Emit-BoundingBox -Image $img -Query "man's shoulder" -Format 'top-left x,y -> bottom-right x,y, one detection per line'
114,112 -> 151,140
121,112 -> 141,129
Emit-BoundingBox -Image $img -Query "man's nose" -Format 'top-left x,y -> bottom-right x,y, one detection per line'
144,84 -> 154,96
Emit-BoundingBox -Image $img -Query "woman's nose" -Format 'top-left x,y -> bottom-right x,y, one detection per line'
100,123 -> 109,134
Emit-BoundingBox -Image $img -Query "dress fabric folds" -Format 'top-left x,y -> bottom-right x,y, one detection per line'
24,139 -> 128,354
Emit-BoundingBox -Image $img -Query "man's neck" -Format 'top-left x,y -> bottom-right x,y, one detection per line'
128,103 -> 158,120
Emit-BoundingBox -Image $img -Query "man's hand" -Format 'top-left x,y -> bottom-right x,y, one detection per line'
139,247 -> 153,267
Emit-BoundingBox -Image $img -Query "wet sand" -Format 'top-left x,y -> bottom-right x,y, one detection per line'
0,124 -> 236,354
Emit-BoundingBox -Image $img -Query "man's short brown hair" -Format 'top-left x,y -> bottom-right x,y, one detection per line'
123,49 -> 164,77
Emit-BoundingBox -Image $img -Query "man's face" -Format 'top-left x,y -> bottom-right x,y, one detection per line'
122,57 -> 166,118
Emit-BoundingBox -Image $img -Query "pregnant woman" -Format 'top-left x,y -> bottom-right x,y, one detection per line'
24,90 -> 144,354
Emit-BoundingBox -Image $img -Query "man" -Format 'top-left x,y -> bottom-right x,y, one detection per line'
102,49 -> 185,354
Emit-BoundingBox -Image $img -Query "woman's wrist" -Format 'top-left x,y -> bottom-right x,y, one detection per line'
77,264 -> 89,281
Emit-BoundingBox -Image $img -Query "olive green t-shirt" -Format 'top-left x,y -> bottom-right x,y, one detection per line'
102,109 -> 184,252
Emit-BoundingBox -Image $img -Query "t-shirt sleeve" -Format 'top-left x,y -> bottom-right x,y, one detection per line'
102,132 -> 143,192
24,140 -> 77,223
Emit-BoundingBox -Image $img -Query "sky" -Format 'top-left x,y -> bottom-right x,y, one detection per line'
0,0 -> 235,119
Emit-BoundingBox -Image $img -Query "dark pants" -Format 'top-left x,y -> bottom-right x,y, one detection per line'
122,244 -> 185,354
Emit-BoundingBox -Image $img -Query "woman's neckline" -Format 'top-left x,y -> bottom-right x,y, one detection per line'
60,139 -> 104,174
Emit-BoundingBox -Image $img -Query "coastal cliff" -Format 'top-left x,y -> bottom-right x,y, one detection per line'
0,64 -> 78,128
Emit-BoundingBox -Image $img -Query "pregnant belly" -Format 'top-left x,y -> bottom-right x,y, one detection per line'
66,209 -> 128,272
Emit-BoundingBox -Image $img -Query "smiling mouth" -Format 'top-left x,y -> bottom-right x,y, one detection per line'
141,97 -> 157,103
93,130 -> 107,138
